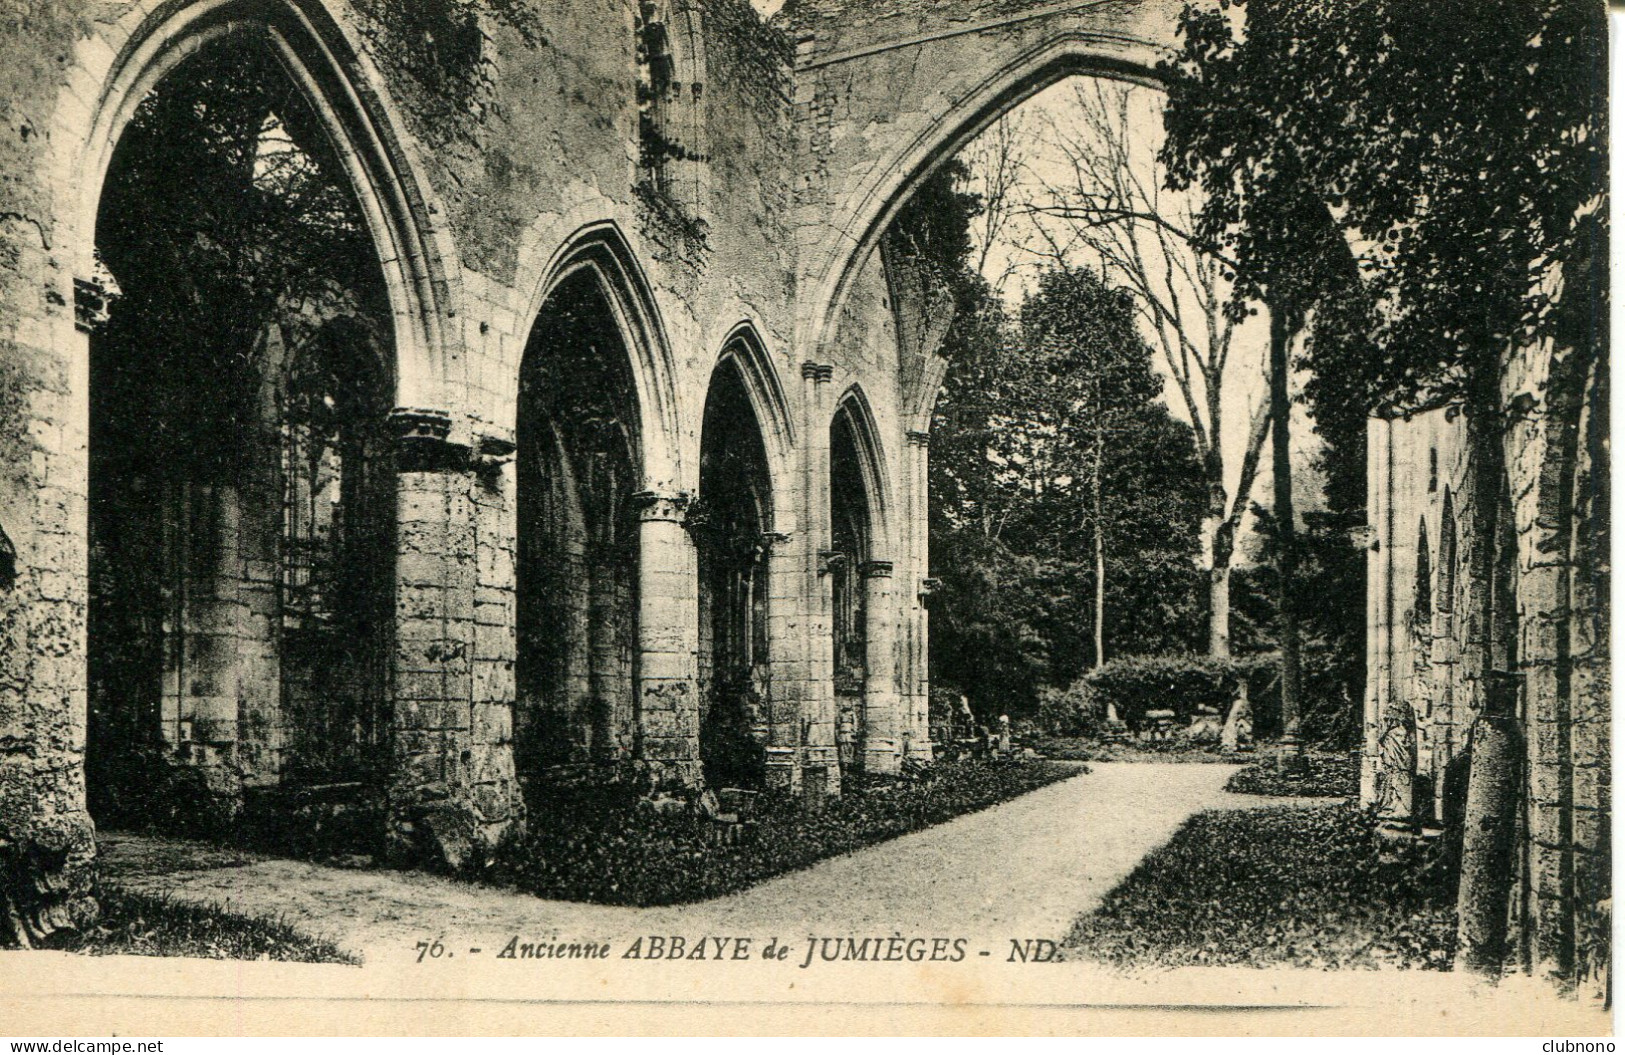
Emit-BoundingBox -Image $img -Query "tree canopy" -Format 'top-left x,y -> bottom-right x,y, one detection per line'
1159,0 -> 1607,412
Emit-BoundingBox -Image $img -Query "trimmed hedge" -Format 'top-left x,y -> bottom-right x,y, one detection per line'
482,760 -> 1080,906
1037,653 -> 1279,736
1065,804 -> 1457,970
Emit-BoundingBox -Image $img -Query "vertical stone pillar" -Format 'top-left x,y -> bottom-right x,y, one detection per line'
1361,416 -> 1391,807
385,408 -> 519,870
632,490 -> 701,788
172,484 -> 248,804
0,278 -> 98,945
903,429 -> 934,761
760,529 -> 799,792
469,433 -> 522,841
860,559 -> 901,773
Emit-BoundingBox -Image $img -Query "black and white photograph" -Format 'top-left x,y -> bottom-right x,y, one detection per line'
0,0 -> 1611,1038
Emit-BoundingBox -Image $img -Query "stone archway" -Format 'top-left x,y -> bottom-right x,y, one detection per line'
694,356 -> 776,789
84,33 -> 396,841
514,232 -> 698,796
829,390 -> 900,777
792,0 -> 1180,358
515,270 -> 644,785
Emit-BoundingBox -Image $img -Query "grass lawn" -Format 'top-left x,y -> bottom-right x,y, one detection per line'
1031,736 -> 1252,764
1064,803 -> 1456,971
483,759 -> 1081,906
54,888 -> 359,964
1223,752 -> 1358,797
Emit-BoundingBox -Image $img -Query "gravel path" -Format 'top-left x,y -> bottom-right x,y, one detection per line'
101,761 -> 1306,964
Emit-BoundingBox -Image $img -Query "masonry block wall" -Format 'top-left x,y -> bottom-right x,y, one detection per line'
1366,326 -> 1610,993
0,0 -> 1006,900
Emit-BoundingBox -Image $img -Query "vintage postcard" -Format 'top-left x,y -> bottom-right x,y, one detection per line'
0,0 -> 1612,1037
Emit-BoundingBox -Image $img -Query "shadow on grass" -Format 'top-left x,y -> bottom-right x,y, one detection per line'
1064,803 -> 1456,971
479,760 -> 1084,907
54,888 -> 359,964
1223,753 -> 1358,798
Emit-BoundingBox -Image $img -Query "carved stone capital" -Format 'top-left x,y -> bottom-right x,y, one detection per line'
74,276 -> 117,335
632,489 -> 691,524
860,559 -> 894,579
818,549 -> 847,576
906,429 -> 931,449
389,408 -> 464,472
801,361 -> 833,383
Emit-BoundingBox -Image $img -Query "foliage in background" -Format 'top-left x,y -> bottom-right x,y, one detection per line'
1232,506 -> 1364,748
904,164 -> 1209,719
1037,653 -> 1277,737
1159,0 -> 1608,749
1066,804 -> 1457,970
94,38 -> 387,481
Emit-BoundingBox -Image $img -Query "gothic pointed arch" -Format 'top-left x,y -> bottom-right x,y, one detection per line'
829,386 -> 895,776
830,386 -> 892,545
806,34 -> 1162,356
67,0 -> 456,408
514,262 -> 651,784
1438,489 -> 1458,615
693,351 -> 778,788
84,26 -> 400,829
521,223 -> 682,490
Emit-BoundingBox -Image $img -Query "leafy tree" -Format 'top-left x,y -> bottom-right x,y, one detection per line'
927,260 -> 1206,716
1160,0 -> 1607,708
1016,80 -> 1272,658
95,39 -> 387,478
1159,0 -> 1606,972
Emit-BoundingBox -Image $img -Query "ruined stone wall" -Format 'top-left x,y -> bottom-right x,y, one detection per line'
1363,408 -> 1476,826
1499,323 -> 1611,990
1367,325 -> 1610,991
0,0 -> 950,892
0,0 -> 99,942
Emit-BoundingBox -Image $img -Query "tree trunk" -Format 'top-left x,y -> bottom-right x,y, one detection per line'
1454,359 -> 1523,975
1269,306 -> 1304,755
1209,559 -> 1232,658
1092,417 -> 1106,669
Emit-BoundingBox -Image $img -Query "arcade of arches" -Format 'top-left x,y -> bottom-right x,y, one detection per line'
0,0 -> 1604,982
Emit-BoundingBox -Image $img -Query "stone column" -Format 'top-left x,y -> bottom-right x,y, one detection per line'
1361,416 -> 1390,807
860,559 -> 901,773
632,489 -> 701,788
903,429 -> 934,761
385,408 -> 519,870
759,529 -> 798,792
0,277 -> 99,946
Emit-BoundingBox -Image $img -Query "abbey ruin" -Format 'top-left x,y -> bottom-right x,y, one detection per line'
0,0 -> 1606,989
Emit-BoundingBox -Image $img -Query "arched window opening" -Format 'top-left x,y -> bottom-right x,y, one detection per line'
87,35 -> 394,832
1414,517 -> 1433,623
635,0 -> 707,218
516,270 -> 643,788
693,357 -> 773,788
1438,490 -> 1458,615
